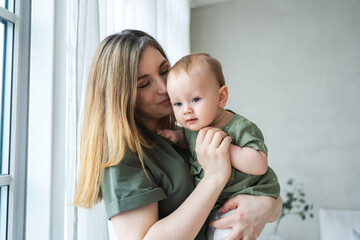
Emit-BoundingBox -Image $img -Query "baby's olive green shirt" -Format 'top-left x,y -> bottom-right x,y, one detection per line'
101,124 -> 206,239
185,112 -> 280,210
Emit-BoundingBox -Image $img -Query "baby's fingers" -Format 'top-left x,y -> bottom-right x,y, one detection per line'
156,130 -> 163,135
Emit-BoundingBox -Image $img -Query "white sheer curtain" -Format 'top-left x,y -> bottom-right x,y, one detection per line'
65,1 -> 190,239
113,0 -> 191,65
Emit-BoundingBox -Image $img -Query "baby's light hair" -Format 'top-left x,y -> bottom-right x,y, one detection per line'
170,53 -> 225,86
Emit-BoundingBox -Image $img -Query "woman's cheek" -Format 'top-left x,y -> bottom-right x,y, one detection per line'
137,90 -> 152,106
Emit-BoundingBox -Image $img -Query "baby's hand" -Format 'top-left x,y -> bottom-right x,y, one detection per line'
156,129 -> 188,148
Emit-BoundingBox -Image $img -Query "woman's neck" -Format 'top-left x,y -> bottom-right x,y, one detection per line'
138,118 -> 166,132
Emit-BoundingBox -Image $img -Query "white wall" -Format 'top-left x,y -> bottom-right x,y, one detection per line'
191,0 -> 360,239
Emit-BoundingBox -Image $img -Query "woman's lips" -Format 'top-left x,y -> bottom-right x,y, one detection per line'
159,97 -> 170,105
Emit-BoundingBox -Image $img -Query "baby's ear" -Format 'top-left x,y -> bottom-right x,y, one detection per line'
218,85 -> 229,108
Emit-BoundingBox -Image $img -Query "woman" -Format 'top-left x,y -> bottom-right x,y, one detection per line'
74,29 -> 282,240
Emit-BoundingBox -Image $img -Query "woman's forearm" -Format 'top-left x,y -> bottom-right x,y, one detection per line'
267,196 -> 283,222
145,176 -> 227,240
111,176 -> 228,240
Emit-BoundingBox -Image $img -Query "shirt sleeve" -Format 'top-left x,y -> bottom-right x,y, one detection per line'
233,117 -> 268,154
101,151 -> 167,219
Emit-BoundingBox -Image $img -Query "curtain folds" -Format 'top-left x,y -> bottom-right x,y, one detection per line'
65,1 -> 190,239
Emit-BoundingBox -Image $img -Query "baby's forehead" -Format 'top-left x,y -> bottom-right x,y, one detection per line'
170,63 -> 214,82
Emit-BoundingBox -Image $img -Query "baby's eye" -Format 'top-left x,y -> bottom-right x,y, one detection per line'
175,102 -> 182,107
192,97 -> 200,102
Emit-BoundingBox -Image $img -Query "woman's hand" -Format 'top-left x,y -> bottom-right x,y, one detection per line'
210,195 -> 283,240
195,127 -> 232,184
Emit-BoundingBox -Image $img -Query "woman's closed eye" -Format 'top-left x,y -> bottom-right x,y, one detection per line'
160,62 -> 170,75
138,81 -> 150,88
160,68 -> 169,75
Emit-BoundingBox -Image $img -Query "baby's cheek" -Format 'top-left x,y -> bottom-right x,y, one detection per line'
203,112 -> 217,127
173,110 -> 183,122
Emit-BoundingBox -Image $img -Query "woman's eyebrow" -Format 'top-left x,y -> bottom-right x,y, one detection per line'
159,60 -> 169,68
138,74 -> 148,80
138,60 -> 169,80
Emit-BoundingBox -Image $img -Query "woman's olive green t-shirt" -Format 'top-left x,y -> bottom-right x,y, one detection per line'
101,125 -> 206,239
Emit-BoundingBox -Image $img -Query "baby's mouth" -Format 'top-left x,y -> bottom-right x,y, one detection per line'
186,118 -> 197,123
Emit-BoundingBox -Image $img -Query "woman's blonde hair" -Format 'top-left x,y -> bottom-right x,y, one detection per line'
73,30 -> 175,208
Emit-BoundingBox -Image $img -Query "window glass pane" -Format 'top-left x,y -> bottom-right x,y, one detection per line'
0,0 -> 14,13
0,19 -> 13,175
0,185 -> 8,240
0,21 -> 3,174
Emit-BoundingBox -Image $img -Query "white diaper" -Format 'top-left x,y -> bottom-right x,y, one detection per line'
206,209 -> 236,240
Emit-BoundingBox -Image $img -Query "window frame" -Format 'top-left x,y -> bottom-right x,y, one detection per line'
0,0 -> 30,239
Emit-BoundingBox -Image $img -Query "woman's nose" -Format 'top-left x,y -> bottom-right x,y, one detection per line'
156,76 -> 167,94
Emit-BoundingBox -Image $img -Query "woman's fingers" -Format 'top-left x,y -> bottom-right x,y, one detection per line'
196,127 -> 211,146
214,195 -> 277,240
195,127 -> 232,182
209,131 -> 228,148
210,212 -> 234,229
201,128 -> 221,146
221,229 -> 257,240
220,227 -> 243,240
218,135 -> 232,151
218,197 -> 239,213
196,127 -> 227,148
218,225 -> 258,240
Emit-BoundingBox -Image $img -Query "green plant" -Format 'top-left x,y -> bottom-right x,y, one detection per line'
273,178 -> 314,235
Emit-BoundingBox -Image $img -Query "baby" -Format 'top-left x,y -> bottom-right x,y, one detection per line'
160,53 -> 280,240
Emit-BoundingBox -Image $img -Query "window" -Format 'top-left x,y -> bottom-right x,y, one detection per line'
0,1 -> 14,12
0,4 -> 15,240
0,0 -> 30,239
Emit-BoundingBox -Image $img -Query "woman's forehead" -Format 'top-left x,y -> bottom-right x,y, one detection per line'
138,47 -> 167,75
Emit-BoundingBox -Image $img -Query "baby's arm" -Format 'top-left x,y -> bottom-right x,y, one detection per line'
229,145 -> 268,175
156,129 -> 188,149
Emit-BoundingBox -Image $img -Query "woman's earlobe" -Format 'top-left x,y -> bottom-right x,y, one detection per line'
218,85 -> 229,108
